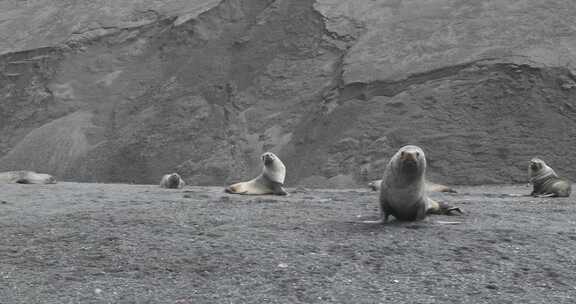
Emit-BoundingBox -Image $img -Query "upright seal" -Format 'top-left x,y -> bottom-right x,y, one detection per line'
225,152 -> 288,195
528,158 -> 571,197
367,145 -> 461,223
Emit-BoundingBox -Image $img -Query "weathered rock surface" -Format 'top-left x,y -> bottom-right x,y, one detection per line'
1,0 -> 576,186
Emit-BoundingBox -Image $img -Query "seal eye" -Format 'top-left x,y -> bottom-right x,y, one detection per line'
401,151 -> 405,157
415,152 -> 420,158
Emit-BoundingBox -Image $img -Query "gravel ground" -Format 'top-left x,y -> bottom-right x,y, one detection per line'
1,182 -> 575,303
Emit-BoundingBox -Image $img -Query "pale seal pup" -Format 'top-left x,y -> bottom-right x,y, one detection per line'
159,173 -> 185,189
0,171 -> 56,184
225,152 -> 288,195
368,179 -> 457,193
528,158 -> 571,197
366,145 -> 461,223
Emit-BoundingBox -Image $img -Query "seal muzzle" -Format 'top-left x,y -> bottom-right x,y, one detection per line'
262,154 -> 274,166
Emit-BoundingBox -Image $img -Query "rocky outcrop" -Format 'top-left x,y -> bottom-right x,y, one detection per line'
1,0 -> 576,186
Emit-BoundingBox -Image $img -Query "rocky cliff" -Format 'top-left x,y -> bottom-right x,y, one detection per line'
1,0 -> 576,187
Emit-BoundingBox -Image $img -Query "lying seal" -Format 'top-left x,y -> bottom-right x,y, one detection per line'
0,171 -> 56,184
366,145 -> 461,223
368,179 -> 457,193
528,158 -> 571,197
160,173 -> 185,189
225,152 -> 288,195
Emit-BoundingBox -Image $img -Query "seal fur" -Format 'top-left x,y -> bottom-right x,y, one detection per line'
528,158 -> 571,197
160,173 -> 185,189
367,145 -> 461,223
0,171 -> 56,184
225,152 -> 287,195
368,179 -> 457,193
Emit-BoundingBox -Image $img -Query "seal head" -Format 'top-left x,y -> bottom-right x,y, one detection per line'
261,152 -> 285,184
160,173 -> 185,189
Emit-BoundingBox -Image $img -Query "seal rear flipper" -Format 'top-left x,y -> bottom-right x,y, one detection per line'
224,187 -> 248,195
428,201 -> 463,216
361,219 -> 386,225
535,193 -> 558,198
224,184 -> 242,194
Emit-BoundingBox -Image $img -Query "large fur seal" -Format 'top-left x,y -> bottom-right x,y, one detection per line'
0,171 -> 56,184
366,145 -> 461,223
368,179 -> 457,193
528,158 -> 571,197
225,152 -> 288,195
159,173 -> 185,189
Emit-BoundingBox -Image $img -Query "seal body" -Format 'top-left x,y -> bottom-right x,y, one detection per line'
426,182 -> 457,193
225,152 -> 287,195
368,179 -> 457,193
528,158 -> 571,197
160,173 -> 185,189
0,171 -> 56,184
376,145 -> 459,222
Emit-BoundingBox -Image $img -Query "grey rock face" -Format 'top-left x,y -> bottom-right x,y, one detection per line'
1,0 -> 576,187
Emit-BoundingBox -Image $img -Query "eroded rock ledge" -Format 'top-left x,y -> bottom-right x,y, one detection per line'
1,0 -> 576,187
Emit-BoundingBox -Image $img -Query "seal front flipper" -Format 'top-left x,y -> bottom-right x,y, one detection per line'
270,182 -> 288,196
224,187 -> 247,195
361,209 -> 389,225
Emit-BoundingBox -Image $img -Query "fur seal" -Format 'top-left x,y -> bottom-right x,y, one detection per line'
225,152 -> 288,195
366,145 -> 461,223
0,171 -> 56,184
160,173 -> 185,189
528,158 -> 571,197
368,179 -> 457,193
